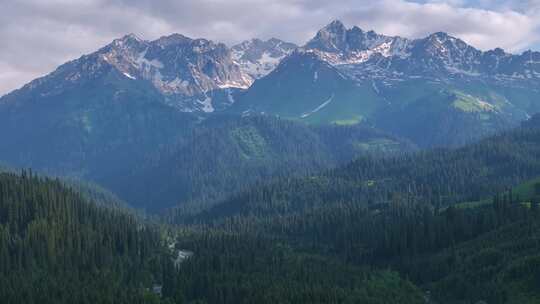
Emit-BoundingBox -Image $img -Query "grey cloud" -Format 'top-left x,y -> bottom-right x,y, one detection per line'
1,0 -> 539,95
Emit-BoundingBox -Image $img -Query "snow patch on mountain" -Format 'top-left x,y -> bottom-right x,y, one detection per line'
301,94 -> 334,118
123,72 -> 136,80
306,38 -> 411,65
217,78 -> 251,89
232,38 -> 297,79
198,96 -> 214,113
97,33 -> 252,105
304,21 -> 413,65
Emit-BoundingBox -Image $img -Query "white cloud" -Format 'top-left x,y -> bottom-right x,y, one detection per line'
1,0 -> 539,95
338,0 -> 539,51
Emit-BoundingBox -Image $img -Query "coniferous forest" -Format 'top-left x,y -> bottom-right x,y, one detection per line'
0,172 -> 169,303
1,116 -> 540,303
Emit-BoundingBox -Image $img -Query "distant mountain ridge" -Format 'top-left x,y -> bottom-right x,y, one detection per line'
231,20 -> 540,146
303,20 -> 540,81
3,33 -> 295,113
304,20 -> 412,64
4,20 -> 539,117
1,19 -> 540,150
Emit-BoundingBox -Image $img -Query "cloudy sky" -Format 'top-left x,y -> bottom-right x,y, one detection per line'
1,0 -> 540,95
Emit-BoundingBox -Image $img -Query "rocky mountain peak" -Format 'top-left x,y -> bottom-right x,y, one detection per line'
111,33 -> 144,45
153,33 -> 193,48
488,48 -> 507,56
8,22 -> 540,120
325,20 -> 347,33
233,38 -> 297,59
407,31 -> 481,74
305,20 -> 348,53
423,32 -> 477,53
122,33 -> 144,42
11,32 -> 254,113
304,22 -> 411,64
232,38 -> 297,80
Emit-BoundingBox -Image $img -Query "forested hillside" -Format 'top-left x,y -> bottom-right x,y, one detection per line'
172,175 -> 540,303
0,171 -> 429,304
0,172 -> 171,303
164,116 -> 540,303
116,115 -> 414,211
0,88 -> 414,212
2,116 -> 540,304
163,229 -> 425,304
0,71 -> 197,186
186,116 -> 540,222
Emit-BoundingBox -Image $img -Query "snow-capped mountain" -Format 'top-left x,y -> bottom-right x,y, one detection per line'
11,34 -> 299,113
3,20 -> 540,147
15,33 -> 254,113
100,33 -> 254,111
304,20 -> 411,65
232,38 -> 297,79
303,20 -> 540,85
232,20 -> 540,146
230,49 -> 373,123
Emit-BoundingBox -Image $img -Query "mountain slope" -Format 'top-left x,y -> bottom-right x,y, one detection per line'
231,50 -> 384,125
0,33 -> 253,114
373,85 -> 517,147
0,170 -> 429,304
232,20 -> 540,147
304,20 -> 411,64
120,115 -> 414,211
0,172 -> 170,303
0,61 -> 197,188
185,114 -> 540,222
0,51 -> 413,213
172,117 -> 540,303
3,23 -> 539,150
232,38 -> 297,79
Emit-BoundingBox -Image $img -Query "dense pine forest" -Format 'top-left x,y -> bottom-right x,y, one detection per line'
0,112 -> 414,212
119,115 -> 414,211
176,116 -> 540,222
166,116 -> 540,303
0,172 -> 170,303
2,116 -> 540,303
0,171 -> 426,303
166,188 -> 540,303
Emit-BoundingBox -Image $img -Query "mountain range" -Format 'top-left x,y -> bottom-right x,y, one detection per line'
3,18 -> 540,304
233,20 -> 540,145
1,20 -> 540,208
2,20 -> 540,147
